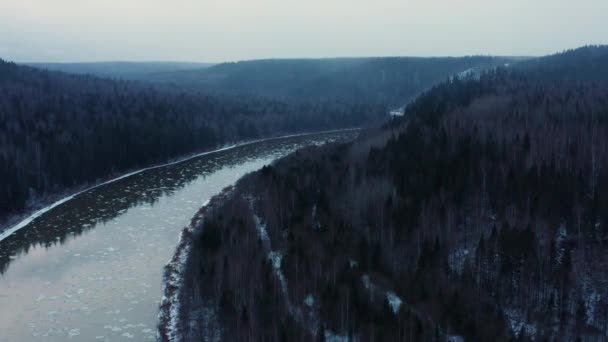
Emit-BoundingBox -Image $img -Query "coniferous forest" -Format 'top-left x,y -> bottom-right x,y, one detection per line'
0,57 -> 498,227
0,61 -> 382,225
170,46 -> 608,341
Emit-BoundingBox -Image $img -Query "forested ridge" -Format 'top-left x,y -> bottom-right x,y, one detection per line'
514,45 -> 608,81
25,61 -> 215,80
174,46 -> 608,341
0,60 -> 385,226
34,56 -> 507,107
143,56 -> 506,107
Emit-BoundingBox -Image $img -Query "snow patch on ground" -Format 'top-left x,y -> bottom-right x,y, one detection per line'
448,248 -> 470,274
325,330 -> 349,342
268,251 -> 289,299
584,286 -> 601,326
455,67 -> 483,80
253,214 -> 270,242
555,225 -> 568,265
363,274 -> 403,314
504,308 -> 537,338
269,251 -> 282,269
386,291 -> 403,314
250,201 -> 315,334
389,108 -> 405,117
362,274 -> 371,290
304,294 -> 315,307
188,306 -> 221,342
361,274 -> 378,302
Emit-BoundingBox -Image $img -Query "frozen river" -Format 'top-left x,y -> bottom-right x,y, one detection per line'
0,130 -> 357,341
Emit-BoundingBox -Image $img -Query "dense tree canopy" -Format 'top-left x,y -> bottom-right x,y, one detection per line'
175,46 -> 608,341
0,60 -> 385,223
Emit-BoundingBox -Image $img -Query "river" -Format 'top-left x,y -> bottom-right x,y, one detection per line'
0,130 -> 357,341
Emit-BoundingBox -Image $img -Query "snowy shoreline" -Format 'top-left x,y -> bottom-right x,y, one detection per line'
157,187 -> 235,342
0,128 -> 360,244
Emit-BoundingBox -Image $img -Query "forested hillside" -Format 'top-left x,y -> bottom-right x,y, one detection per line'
134,56 -> 507,106
171,46 -> 608,341
0,60 -> 385,226
26,61 -> 214,80
515,45 -> 608,81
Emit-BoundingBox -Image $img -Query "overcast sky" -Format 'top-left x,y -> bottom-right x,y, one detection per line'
1,0 -> 607,63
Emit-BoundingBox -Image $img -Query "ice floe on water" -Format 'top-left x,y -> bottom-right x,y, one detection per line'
67,328 -> 80,337
104,325 -> 122,332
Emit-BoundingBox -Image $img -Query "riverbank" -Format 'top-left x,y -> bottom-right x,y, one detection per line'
0,128 -> 360,243
157,186 -> 234,342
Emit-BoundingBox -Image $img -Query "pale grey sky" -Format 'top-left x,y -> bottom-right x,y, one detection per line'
1,0 -> 607,63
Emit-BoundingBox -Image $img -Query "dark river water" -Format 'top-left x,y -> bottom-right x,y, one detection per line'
0,130 -> 357,341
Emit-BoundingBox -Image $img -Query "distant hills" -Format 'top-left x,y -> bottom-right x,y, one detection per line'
24,56 -> 514,107
142,56 -> 512,106
24,61 -> 214,80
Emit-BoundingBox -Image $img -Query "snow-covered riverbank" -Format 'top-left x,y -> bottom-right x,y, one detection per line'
0,128 -> 360,244
157,187 -> 234,342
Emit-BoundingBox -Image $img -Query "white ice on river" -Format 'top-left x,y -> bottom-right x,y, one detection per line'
0,130 -> 357,341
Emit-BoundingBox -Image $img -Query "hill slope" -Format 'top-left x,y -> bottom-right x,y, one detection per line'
170,46 -> 608,341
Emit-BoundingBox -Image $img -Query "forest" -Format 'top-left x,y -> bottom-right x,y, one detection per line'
0,55 -> 500,229
0,60 -> 386,226
172,46 -> 608,341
